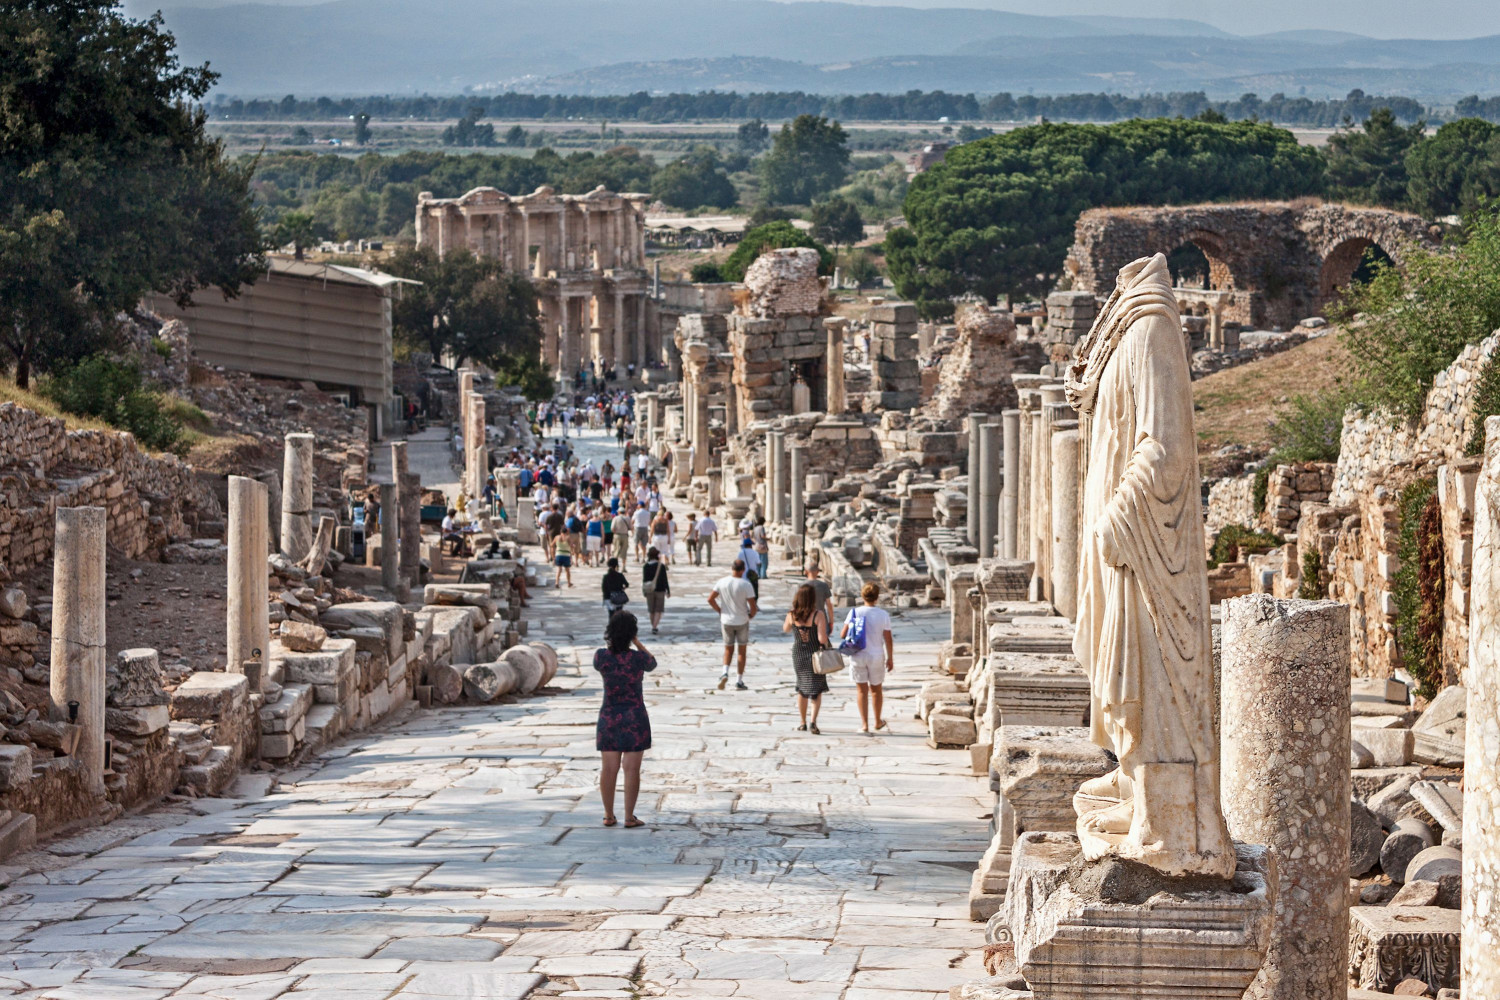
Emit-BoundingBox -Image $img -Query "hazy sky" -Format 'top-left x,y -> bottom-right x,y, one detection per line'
124,0 -> 1500,40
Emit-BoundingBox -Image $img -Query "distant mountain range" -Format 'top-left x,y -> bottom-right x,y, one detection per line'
148,0 -> 1500,99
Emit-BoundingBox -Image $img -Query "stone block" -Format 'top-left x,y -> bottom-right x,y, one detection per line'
260,682 -> 313,734
869,302 -> 918,324
278,620 -> 327,652
319,601 -> 404,659
1349,907 -> 1460,994
280,639 -> 357,687
170,671 -> 249,721
1005,832 -> 1275,999
259,731 -> 297,759
0,744 -> 32,791
105,704 -> 170,737
0,810 -> 37,860
996,726 -> 1114,845
1352,724 -> 1414,766
930,710 -> 978,748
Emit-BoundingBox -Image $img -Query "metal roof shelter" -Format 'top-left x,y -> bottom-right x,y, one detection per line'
145,256 -> 418,408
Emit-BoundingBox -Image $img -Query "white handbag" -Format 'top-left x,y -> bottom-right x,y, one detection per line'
813,647 -> 845,674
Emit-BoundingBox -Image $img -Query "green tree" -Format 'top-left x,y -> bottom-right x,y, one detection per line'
384,246 -> 543,371
1325,107 -> 1426,206
737,119 -> 770,154
886,118 -> 1325,318
720,221 -> 833,282
1405,118 -> 1500,218
651,149 -> 737,211
504,125 -> 526,147
1336,203 -> 1500,420
352,111 -> 371,146
273,211 -> 318,259
810,196 -> 865,249
760,115 -> 850,206
0,1 -> 265,387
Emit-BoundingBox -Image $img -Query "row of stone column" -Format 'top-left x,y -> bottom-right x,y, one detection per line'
763,430 -> 809,540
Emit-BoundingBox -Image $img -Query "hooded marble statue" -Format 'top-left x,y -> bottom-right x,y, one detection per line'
1064,252 -> 1235,879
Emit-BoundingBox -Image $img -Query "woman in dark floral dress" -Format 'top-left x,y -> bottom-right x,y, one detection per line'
595,611 -> 656,828
782,583 -> 830,734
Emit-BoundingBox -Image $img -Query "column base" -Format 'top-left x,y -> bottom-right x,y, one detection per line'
1003,832 -> 1275,1000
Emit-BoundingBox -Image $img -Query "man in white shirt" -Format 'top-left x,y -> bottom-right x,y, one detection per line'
707,560 -> 758,691
696,513 -> 718,566
632,504 -> 652,560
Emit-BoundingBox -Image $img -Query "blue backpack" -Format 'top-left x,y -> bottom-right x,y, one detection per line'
839,608 -> 867,655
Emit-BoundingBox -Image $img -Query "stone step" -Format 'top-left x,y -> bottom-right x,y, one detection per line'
0,810 -> 36,861
302,704 -> 345,750
180,747 -> 237,796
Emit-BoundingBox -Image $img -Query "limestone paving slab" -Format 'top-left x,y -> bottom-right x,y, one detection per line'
0,429 -> 991,998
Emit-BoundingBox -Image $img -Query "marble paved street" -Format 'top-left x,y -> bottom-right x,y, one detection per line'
0,432 -> 991,999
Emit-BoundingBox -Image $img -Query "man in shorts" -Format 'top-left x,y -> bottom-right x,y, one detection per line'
611,508 -> 633,566
707,560 -> 758,691
632,504 -> 652,561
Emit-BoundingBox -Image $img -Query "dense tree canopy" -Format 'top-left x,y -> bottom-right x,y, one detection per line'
810,197 -> 865,248
0,0 -> 264,386
384,246 -> 543,372
651,149 -> 737,211
1405,118 -> 1500,218
886,119 -> 1326,317
1324,107 -> 1427,207
760,115 -> 849,206
719,222 -> 833,282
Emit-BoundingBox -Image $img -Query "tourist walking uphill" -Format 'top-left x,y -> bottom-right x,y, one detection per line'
594,611 -> 656,829
642,546 -> 671,634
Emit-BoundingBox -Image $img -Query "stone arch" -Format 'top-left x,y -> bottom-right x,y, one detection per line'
1179,231 -> 1240,291
1319,236 -> 1395,303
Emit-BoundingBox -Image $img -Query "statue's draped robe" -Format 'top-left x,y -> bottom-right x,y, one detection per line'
1068,254 -> 1234,877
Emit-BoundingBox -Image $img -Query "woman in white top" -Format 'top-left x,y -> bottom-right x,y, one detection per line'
841,581 -> 895,733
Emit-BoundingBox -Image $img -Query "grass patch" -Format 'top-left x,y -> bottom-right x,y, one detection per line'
1193,334 -> 1352,456
0,376 -> 115,434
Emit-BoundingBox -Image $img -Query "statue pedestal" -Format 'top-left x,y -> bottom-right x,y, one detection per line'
1002,832 -> 1276,1000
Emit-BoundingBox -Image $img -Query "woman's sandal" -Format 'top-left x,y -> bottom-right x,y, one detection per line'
624,817 -> 645,829
875,720 -> 889,731
603,817 -> 618,827
797,723 -> 807,731
809,723 -> 820,735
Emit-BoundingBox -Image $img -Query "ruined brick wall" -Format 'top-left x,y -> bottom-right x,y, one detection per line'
0,403 -> 221,576
922,303 -> 1044,423
1265,461 -> 1335,536
1067,203 -> 1432,330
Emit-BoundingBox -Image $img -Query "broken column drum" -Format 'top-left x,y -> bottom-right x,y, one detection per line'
967,412 -> 987,547
978,421 -> 1001,559
279,432 -> 316,561
825,319 -> 847,414
1049,419 -> 1080,621
227,476 -> 270,692
1465,413 -> 1500,997
50,506 -> 107,794
1221,595 -> 1351,1000
1002,409 -> 1020,559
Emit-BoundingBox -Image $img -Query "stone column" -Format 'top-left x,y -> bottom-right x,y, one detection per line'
1050,422 -> 1080,620
1028,404 -> 1045,599
227,476 -> 270,692
1221,594 -> 1351,1000
979,422 -> 1001,558
1002,409 -> 1021,559
380,481 -> 402,597
613,289 -> 626,377
770,430 -> 788,523
692,388 -> 710,477
1016,390 -> 1036,567
49,506 -> 106,794
825,318 -> 847,414
1466,414 -> 1500,997
391,441 -> 421,588
458,369 -> 474,437
790,443 -> 807,541
966,412 -> 986,547
279,432 -> 315,561
1036,386 -> 1068,603
468,393 -> 487,498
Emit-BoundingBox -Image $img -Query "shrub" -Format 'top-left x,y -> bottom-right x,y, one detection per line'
1298,550 -> 1325,600
1465,352 -> 1500,455
1207,524 -> 1281,568
689,261 -> 724,283
1337,203 -> 1500,421
1253,386 -> 1356,513
720,222 -> 833,282
42,355 -> 187,453
1392,477 -> 1443,698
